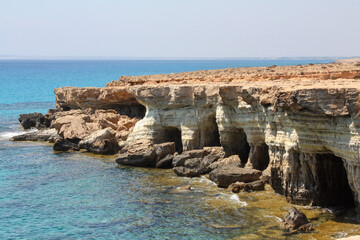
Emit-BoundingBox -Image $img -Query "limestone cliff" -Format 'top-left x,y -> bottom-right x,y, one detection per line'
42,62 -> 360,212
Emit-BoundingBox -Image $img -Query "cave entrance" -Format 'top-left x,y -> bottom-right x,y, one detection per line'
249,143 -> 270,171
315,154 -> 354,208
162,127 -> 183,154
115,103 -> 146,119
222,128 -> 250,165
200,114 -> 221,148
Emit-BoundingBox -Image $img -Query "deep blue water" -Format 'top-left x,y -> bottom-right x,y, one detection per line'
0,59 -> 332,239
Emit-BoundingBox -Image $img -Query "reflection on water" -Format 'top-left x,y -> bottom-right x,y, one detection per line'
0,140 -> 359,239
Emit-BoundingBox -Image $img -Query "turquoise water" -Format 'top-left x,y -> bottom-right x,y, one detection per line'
0,59 -> 336,239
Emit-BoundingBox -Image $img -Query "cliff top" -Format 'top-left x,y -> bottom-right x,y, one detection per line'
106,62 -> 360,88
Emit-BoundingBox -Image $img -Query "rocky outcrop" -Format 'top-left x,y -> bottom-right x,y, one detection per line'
15,61 -> 360,214
18,113 -> 51,129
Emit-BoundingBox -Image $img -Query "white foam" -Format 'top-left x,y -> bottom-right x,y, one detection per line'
229,193 -> 248,206
199,176 -> 217,186
263,214 -> 282,223
215,192 -> 247,207
0,129 -> 37,140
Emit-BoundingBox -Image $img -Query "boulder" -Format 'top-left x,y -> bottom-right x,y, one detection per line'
209,166 -> 262,187
173,166 -> 201,178
172,149 -> 207,167
198,147 -> 225,174
281,207 -> 313,232
209,155 -> 242,170
116,139 -> 156,167
78,128 -> 119,154
154,142 -> 176,161
184,158 -> 202,169
18,113 -> 49,129
116,150 -> 156,167
228,180 -> 265,193
156,154 -> 174,169
11,128 -> 59,142
53,139 -> 79,152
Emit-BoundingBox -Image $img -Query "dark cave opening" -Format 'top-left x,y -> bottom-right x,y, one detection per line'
222,128 -> 250,165
200,114 -> 221,148
249,143 -> 270,171
162,126 -> 183,154
315,154 -> 354,208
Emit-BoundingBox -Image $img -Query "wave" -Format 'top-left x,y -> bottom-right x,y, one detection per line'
0,129 -> 37,140
215,192 -> 248,207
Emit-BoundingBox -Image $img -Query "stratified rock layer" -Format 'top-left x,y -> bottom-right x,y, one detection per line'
39,61 -> 360,212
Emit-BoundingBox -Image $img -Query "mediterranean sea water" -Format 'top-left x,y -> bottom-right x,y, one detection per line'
1,59 -> 359,239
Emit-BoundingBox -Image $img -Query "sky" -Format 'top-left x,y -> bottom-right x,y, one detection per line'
0,0 -> 359,58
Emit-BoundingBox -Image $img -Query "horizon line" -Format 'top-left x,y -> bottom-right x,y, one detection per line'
0,55 -> 357,61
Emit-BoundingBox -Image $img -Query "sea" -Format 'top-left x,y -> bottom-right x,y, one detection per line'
1,59 -> 359,240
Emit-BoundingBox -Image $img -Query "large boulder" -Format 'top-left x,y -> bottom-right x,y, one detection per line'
79,128 -> 119,155
11,128 -> 59,142
209,166 -> 262,187
116,140 -> 176,167
116,139 -> 156,167
281,207 -> 313,232
18,113 -> 50,130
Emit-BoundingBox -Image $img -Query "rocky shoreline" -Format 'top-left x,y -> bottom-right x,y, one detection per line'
12,61 -> 360,225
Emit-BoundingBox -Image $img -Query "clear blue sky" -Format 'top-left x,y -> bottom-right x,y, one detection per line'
0,0 -> 359,58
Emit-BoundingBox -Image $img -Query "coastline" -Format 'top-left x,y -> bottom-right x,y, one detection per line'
9,59 -> 360,238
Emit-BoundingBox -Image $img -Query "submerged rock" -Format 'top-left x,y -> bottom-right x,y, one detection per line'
209,166 -> 262,187
281,207 -> 313,232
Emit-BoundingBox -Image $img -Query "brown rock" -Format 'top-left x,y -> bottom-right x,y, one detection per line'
228,180 -> 265,193
155,154 -> 174,169
281,207 -> 313,232
53,139 -> 79,152
154,142 -> 176,161
173,166 -> 201,178
209,166 -> 262,187
209,155 -> 242,170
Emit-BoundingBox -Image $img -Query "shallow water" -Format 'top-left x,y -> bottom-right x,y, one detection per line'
1,59 -> 359,239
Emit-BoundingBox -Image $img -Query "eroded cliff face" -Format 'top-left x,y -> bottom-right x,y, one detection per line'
53,62 -> 360,211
